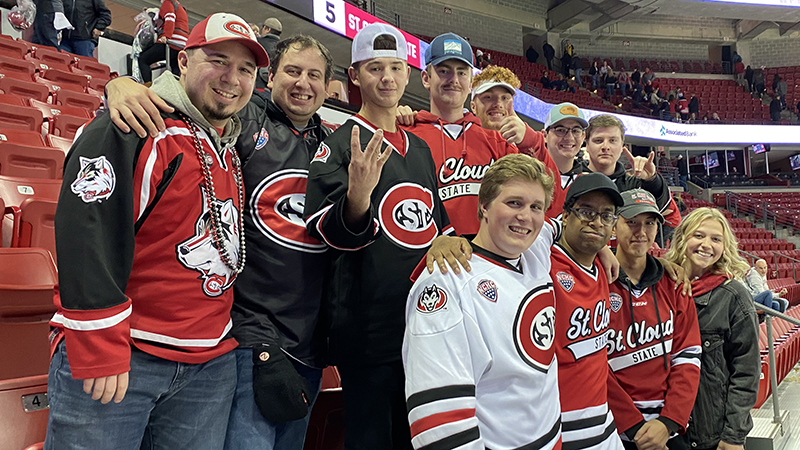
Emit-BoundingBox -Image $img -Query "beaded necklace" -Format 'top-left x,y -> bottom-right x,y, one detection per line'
179,113 -> 246,274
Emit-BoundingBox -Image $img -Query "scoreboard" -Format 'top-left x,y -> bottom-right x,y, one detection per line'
263,0 -> 429,69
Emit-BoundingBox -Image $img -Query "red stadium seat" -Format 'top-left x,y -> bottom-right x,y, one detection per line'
0,374 -> 50,447
303,366 -> 344,450
0,128 -> 46,147
0,77 -> 50,103
0,92 -> 25,106
0,104 -> 43,132
0,143 -> 64,179
45,134 -> 73,154
0,54 -> 36,81
54,89 -> 101,112
51,114 -> 89,139
0,175 -> 61,248
31,46 -> 74,72
39,68 -> 89,93
73,58 -> 110,80
0,38 -> 29,59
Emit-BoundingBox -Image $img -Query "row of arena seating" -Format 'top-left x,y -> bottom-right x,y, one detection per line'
755,305 -> 800,408
576,57 -> 724,75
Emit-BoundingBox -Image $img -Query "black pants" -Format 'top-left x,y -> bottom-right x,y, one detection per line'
138,43 -> 180,83
338,361 -> 412,450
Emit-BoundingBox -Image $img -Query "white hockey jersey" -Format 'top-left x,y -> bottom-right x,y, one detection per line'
403,221 -> 562,450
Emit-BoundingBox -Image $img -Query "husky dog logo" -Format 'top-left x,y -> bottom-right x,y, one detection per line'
609,292 -> 623,313
177,186 -> 241,297
71,156 -> 116,203
477,279 -> 497,302
556,271 -> 574,292
253,127 -> 269,150
416,284 -> 447,313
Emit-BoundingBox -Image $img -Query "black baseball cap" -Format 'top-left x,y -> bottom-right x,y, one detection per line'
563,173 -> 624,210
425,33 -> 475,68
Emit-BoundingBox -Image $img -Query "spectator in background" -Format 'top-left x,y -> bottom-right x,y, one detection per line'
734,59 -> 745,81
710,112 -> 722,123
33,0 -> 112,56
642,67 -> 655,84
776,77 -> 788,109
617,70 -> 629,97
483,52 -> 493,68
543,40 -> 555,70
771,96 -> 783,122
258,17 -> 282,63
745,259 -> 789,313
589,61 -> 599,89
797,100 -> 800,123
745,65 -> 754,92
600,60 -> 609,79
137,0 -> 188,83
605,69 -> 617,97
753,69 -> 766,97
675,154 -> 688,191
649,87 -> 662,115
571,53 -> 584,87
249,23 -> 260,37
689,93 -> 700,118
631,67 -> 641,85
732,51 -> 742,64
526,45 -> 539,64
540,71 -> 553,90
561,49 -> 572,78
678,94 -> 689,121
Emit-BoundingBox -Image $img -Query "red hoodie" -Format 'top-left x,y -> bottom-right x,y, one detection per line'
403,111 -> 562,235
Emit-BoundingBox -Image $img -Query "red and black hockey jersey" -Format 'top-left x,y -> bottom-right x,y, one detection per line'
404,224 -> 562,450
550,243 -> 623,450
304,116 -> 453,366
156,0 -> 189,50
52,109 -> 242,379
606,254 -> 701,438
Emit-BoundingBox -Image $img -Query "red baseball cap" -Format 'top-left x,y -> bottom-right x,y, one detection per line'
185,13 -> 270,67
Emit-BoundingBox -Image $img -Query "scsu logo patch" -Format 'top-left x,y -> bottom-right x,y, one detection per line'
378,183 -> 438,249
253,128 -> 269,150
71,156 -> 115,203
477,279 -> 497,302
609,292 -> 623,313
250,169 -> 325,253
416,284 -> 447,313
556,272 -> 574,292
514,285 -> 556,373
311,143 -> 331,164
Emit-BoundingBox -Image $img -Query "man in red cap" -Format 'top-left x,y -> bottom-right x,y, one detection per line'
45,12 -> 268,450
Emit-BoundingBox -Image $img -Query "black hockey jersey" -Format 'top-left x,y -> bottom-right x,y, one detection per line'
304,116 -> 453,366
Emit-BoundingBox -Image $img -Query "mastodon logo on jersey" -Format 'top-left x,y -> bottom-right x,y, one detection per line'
251,169 -> 325,253
177,186 -> 241,297
514,285 -> 556,373
70,156 -> 115,203
416,284 -> 447,313
378,183 -> 438,249
556,271 -> 574,292
609,292 -> 623,313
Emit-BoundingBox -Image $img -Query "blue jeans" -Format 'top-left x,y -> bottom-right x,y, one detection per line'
620,83 -> 628,97
59,38 -> 96,57
679,175 -> 688,191
224,348 -> 322,450
45,341 -> 236,450
592,73 -> 599,89
753,290 -> 787,312
574,68 -> 583,87
607,83 -> 615,96
32,12 -> 59,49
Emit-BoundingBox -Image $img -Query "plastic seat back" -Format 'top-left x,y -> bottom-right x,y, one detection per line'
0,104 -> 43,132
45,134 -> 73,154
0,143 -> 64,179
0,77 -> 50,103
51,114 -> 89,140
0,54 -> 36,81
54,89 -> 101,112
14,198 -> 58,260
32,47 -> 73,71
0,39 -> 29,59
40,68 -> 88,93
0,374 -> 50,447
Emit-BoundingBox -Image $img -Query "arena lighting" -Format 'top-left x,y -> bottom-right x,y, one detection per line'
696,0 -> 800,7
512,91 -> 800,145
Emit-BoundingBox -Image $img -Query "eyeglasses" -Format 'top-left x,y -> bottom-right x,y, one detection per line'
568,207 -> 618,226
550,126 -> 585,138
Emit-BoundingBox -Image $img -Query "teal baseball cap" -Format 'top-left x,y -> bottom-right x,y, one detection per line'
544,102 -> 588,129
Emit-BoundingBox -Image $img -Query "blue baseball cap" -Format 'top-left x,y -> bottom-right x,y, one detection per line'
425,33 -> 474,68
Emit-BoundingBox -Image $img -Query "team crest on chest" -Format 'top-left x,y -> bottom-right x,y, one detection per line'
253,127 -> 269,150
311,143 -> 331,164
556,271 -> 575,292
416,284 -> 448,313
514,285 -> 556,372
609,292 -> 623,313
177,185 -> 241,297
378,183 -> 438,249
477,279 -> 497,302
71,156 -> 116,203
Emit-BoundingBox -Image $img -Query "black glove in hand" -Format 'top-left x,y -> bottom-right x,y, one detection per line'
252,344 -> 311,422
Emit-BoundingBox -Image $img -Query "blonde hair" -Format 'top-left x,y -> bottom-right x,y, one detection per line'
471,66 -> 521,90
664,207 -> 749,278
478,154 -> 554,220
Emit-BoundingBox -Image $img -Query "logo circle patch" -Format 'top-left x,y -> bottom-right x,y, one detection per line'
378,183 -> 438,249
514,285 -> 556,372
224,21 -> 251,38
416,284 -> 447,313
250,169 -> 325,253
609,292 -> 623,313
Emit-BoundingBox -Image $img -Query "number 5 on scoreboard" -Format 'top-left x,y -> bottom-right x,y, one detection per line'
314,0 -> 346,35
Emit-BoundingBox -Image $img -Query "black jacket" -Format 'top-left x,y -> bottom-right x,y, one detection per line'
230,90 -> 332,368
543,42 -> 555,59
687,277 -> 759,448
56,0 -> 112,43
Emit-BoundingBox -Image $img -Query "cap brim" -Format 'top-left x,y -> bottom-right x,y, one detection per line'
619,206 -> 664,222
187,37 -> 270,67
601,188 -> 625,207
428,55 -> 475,68
549,116 -> 588,128
473,81 -> 516,96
